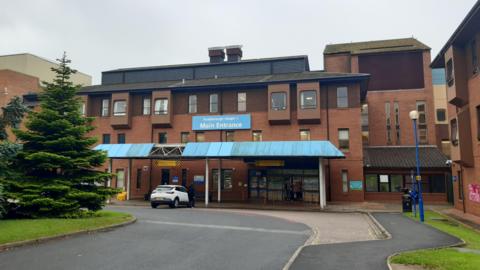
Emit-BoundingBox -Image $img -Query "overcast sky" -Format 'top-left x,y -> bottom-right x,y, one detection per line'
0,0 -> 477,84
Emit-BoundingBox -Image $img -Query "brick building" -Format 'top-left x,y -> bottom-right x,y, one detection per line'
81,42 -> 450,205
431,1 -> 480,216
324,38 -> 451,203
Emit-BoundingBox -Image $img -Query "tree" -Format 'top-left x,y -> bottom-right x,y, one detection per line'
2,53 -> 118,218
0,96 -> 30,140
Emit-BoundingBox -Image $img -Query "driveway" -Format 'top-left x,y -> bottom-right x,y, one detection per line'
0,206 -> 310,270
290,212 -> 461,270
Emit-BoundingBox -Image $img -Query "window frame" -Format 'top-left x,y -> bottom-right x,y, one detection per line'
237,92 -> 246,112
136,168 -> 142,189
436,108 -> 447,122
338,128 -> 350,151
209,93 -> 218,113
451,118 -> 458,146
336,87 -> 348,108
471,39 -> 478,74
113,100 -> 127,116
416,101 -> 428,144
117,133 -> 126,144
102,134 -> 111,144
116,169 -> 125,190
446,59 -> 454,86
195,132 -> 205,142
341,170 -> 348,193
252,130 -> 262,142
142,97 -> 151,115
300,90 -> 317,109
101,98 -> 110,117
158,132 -> 168,144
212,169 -> 233,191
188,95 -> 197,114
271,92 -> 287,111
154,98 -> 169,115
181,132 -> 189,144
299,129 -> 310,141
226,131 -> 234,142
385,102 -> 392,144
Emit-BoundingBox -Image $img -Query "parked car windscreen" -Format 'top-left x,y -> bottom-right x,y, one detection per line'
156,186 -> 174,192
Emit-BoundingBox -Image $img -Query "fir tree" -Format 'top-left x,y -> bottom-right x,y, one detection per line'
3,53 -> 118,218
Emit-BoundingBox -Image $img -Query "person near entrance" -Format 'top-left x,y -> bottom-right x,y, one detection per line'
188,183 -> 196,208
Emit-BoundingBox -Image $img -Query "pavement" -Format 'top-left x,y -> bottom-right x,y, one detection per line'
289,212 -> 461,270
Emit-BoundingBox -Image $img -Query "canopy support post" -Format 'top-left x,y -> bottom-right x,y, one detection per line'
127,158 -> 132,200
205,158 -> 209,207
319,158 -> 326,209
107,158 -> 113,187
218,159 -> 221,203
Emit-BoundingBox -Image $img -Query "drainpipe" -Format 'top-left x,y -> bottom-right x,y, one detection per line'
326,86 -> 332,201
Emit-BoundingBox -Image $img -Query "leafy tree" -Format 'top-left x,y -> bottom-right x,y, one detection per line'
2,53 -> 118,218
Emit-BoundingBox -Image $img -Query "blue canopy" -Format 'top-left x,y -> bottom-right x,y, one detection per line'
94,143 -> 155,158
182,141 -> 344,158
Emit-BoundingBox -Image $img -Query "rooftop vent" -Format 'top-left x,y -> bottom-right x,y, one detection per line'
208,47 -> 225,63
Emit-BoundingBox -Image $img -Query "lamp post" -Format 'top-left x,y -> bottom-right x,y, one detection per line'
409,110 -> 425,222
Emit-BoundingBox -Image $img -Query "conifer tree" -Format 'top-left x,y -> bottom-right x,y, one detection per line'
3,53 -> 117,218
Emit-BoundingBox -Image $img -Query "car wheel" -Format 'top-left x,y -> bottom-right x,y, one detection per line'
151,203 -> 158,209
170,198 -> 179,208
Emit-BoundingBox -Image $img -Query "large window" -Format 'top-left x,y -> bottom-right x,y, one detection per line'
181,132 -> 189,144
212,169 -> 233,190
195,132 -> 205,142
188,95 -> 197,113
366,174 -> 445,193
342,170 -> 348,193
300,129 -> 310,141
102,134 -> 111,144
80,102 -> 86,116
237,92 -> 246,112
300,90 -> 317,109
143,97 -> 151,115
385,102 -> 391,144
450,118 -> 458,146
101,98 -> 110,117
436,108 -> 446,122
252,130 -> 262,142
117,133 -> 126,144
336,87 -> 348,108
338,129 -> 349,151
271,92 -> 287,110
210,94 -> 218,113
158,132 -> 167,144
154,98 -> 168,115
113,100 -> 127,116
416,101 -> 427,144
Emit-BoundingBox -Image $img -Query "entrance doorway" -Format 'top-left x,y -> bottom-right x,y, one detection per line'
161,169 -> 170,185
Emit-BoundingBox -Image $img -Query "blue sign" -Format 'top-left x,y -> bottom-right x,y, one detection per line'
192,114 -> 251,131
172,176 -> 179,183
350,180 -> 363,191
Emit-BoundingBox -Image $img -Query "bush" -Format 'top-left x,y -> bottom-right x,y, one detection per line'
0,183 -> 6,219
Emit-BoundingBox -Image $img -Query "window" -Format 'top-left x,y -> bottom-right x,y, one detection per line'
101,99 -> 110,117
252,130 -> 262,141
458,170 -> 464,200
366,174 -> 443,193
477,106 -> 480,141
361,104 -> 369,145
154,98 -> 168,115
341,170 -> 348,193
441,140 -> 451,158
416,101 -> 427,144
158,132 -> 167,144
237,92 -> 246,112
195,132 -> 205,142
271,92 -> 287,110
113,100 -> 127,116
181,132 -> 189,144
436,108 -> 446,122
365,174 -> 378,192
143,97 -> 151,115
80,102 -> 86,116
188,95 -> 197,113
446,59 -> 454,86
379,174 -> 389,192
391,175 -> 404,192
336,87 -> 348,108
385,102 -> 391,144
212,169 -> 233,190
118,133 -> 126,144
394,102 -> 400,144
116,169 -> 125,190
338,129 -> 349,151
102,134 -> 111,144
451,118 -> 458,146
226,131 -> 234,142
300,90 -> 317,109
210,94 -> 218,113
300,129 -> 310,141
471,39 -> 478,74
136,169 -> 142,189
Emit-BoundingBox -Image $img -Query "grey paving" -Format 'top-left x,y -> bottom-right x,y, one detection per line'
0,206 -> 309,270
290,213 -> 461,270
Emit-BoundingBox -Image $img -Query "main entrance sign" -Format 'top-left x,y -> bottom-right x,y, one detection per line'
192,114 -> 251,131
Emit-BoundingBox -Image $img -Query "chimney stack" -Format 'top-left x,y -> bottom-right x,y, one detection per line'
208,47 -> 225,63
226,45 -> 243,62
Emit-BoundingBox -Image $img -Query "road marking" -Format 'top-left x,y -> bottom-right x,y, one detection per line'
141,220 -> 310,235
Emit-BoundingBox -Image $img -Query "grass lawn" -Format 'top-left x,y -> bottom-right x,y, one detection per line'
0,211 -> 133,245
390,210 -> 480,270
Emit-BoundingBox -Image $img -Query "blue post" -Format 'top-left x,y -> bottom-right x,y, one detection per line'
412,118 -> 425,222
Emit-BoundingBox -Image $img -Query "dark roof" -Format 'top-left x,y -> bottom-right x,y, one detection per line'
363,146 -> 449,169
79,70 -> 370,94
324,38 -> 430,55
431,1 -> 480,68
103,55 -> 309,73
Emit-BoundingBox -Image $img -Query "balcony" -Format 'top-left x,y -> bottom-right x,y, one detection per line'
151,90 -> 172,127
297,82 -> 321,124
110,92 -> 131,128
445,45 -> 469,107
267,84 -> 290,124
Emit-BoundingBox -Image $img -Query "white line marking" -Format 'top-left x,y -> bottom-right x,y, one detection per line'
141,220 -> 310,235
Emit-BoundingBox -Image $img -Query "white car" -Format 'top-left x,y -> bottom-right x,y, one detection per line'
150,185 -> 190,208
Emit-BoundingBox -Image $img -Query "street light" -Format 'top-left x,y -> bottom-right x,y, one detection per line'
409,110 -> 425,222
